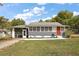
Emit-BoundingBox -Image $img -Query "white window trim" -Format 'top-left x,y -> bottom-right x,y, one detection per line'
29,26 -> 53,32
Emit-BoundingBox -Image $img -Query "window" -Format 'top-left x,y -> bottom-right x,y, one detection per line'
61,27 -> 64,31
45,27 -> 48,31
37,27 -> 40,31
33,27 -> 36,31
29,27 -> 32,31
49,27 -> 52,31
41,27 -> 44,31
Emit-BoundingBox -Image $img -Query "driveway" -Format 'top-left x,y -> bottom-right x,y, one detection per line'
0,39 -> 20,49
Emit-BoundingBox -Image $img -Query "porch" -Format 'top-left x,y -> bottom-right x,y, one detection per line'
12,25 -> 29,38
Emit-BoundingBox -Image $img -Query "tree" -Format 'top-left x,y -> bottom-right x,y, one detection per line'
51,16 -> 62,23
39,19 -> 43,22
58,10 -> 73,19
45,19 -> 50,22
5,21 -> 12,29
43,10 -> 78,33
0,16 -> 8,29
11,18 -> 25,26
50,10 -> 73,25
68,15 -> 79,33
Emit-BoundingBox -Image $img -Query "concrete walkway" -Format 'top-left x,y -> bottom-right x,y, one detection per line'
0,39 -> 20,49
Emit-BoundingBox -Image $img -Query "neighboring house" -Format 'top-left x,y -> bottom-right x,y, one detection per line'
12,22 -> 66,38
0,29 -> 6,38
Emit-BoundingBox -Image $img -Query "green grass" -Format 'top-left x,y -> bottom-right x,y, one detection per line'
0,38 -> 79,56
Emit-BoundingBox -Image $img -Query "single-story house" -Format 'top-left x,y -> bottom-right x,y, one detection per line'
11,22 -> 67,38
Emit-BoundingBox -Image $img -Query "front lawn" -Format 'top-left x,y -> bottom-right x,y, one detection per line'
0,38 -> 79,56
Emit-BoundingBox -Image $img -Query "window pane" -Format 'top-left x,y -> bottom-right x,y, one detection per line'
37,27 -> 40,31
29,27 -> 32,31
41,27 -> 44,31
49,27 -> 52,31
61,27 -> 64,31
33,27 -> 36,31
45,27 -> 48,31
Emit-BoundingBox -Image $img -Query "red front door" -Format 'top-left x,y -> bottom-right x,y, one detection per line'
56,27 -> 61,35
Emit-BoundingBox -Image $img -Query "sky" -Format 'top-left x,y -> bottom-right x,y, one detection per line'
0,3 -> 79,24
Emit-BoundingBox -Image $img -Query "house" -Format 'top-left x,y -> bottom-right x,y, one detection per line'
11,22 -> 66,38
0,29 -> 6,38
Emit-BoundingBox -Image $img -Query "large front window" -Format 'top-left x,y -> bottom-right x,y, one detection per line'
45,27 -> 48,31
37,27 -> 40,31
33,27 -> 36,31
61,27 -> 64,31
41,27 -> 44,31
29,26 -> 52,32
49,27 -> 52,31
29,27 -> 32,31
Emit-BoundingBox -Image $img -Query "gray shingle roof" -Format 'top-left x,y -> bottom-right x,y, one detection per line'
29,22 -> 64,27
12,25 -> 28,28
12,22 -> 64,28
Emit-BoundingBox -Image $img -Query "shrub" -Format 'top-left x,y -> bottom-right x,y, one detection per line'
0,35 -> 12,41
70,34 -> 79,38
62,29 -> 74,38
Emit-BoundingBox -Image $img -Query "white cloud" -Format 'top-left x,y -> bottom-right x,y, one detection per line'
25,12 -> 33,16
52,14 -> 57,17
14,6 -> 46,24
42,17 -> 51,21
23,9 -> 29,12
32,6 -> 45,16
14,12 -> 34,24
41,15 -> 56,21
73,11 -> 79,16
25,19 -> 38,24
37,3 -> 47,5
14,14 -> 27,20
14,12 -> 33,20
14,6 -> 46,19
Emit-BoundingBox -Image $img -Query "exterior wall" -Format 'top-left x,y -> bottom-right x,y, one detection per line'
29,31 -> 56,38
28,26 -> 65,38
52,26 -> 56,32
12,26 -> 65,38
12,28 -> 15,38
28,26 -> 55,38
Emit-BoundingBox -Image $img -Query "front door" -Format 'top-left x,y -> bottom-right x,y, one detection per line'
56,27 -> 61,35
22,28 -> 29,38
22,29 -> 26,38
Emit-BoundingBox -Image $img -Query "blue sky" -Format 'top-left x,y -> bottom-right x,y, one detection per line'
0,3 -> 79,24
